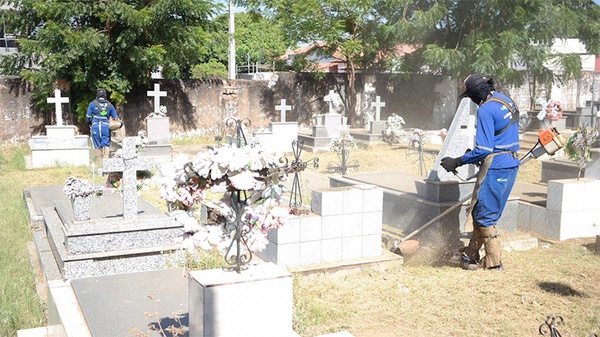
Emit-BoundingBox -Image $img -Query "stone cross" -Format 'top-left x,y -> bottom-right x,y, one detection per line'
147,83 -> 167,114
371,95 -> 386,121
324,90 -> 335,114
47,89 -> 69,126
103,137 -> 155,218
275,99 -> 292,122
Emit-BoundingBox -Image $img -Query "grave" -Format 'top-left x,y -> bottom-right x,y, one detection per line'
519,178 -> 600,241
297,90 -> 346,152
350,95 -> 387,146
329,98 -> 523,251
29,89 -> 90,168
252,98 -> 300,153
28,137 -> 182,280
140,82 -> 173,160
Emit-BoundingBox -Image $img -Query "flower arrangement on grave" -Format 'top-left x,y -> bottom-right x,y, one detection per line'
63,176 -> 95,199
329,130 -> 356,156
135,131 -> 150,148
146,105 -> 168,118
564,124 -> 598,179
536,99 -> 563,122
105,170 -> 154,194
382,113 -> 406,145
157,145 -> 290,255
409,128 -> 427,149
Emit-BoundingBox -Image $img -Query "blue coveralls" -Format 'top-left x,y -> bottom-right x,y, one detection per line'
460,92 -> 521,228
86,99 -> 118,149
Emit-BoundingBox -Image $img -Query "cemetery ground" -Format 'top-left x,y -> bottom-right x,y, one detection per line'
1,142 -> 600,337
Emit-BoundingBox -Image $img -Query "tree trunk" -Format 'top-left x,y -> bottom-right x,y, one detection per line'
347,60 -> 357,128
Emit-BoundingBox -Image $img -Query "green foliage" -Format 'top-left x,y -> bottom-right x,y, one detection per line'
0,0 -> 221,121
204,12 -> 290,71
191,61 -> 228,80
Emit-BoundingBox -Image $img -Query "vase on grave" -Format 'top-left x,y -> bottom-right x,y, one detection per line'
72,195 -> 92,221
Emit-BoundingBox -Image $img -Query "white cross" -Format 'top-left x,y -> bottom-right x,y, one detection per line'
371,95 -> 386,121
46,89 -> 69,126
147,83 -> 167,114
324,90 -> 336,114
275,99 -> 292,122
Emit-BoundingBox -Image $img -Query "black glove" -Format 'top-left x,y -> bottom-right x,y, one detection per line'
440,156 -> 463,173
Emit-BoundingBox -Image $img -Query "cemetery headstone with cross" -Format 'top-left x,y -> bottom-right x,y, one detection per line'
146,83 -> 170,144
47,89 -> 69,126
369,95 -> 387,135
147,83 -> 167,114
275,99 -> 292,123
103,137 -> 155,218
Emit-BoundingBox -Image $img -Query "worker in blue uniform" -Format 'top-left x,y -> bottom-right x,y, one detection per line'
441,74 -> 520,271
87,88 -> 118,162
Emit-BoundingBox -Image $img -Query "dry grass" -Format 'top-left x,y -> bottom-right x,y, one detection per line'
294,240 -> 600,337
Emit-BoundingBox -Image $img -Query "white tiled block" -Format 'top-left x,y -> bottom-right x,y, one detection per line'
546,209 -> 600,241
547,178 -> 600,212
362,233 -> 382,258
268,216 -> 300,244
517,202 -> 531,231
189,263 -> 294,337
358,186 -> 383,212
300,215 -> 323,242
342,188 -> 363,214
362,211 -> 382,235
341,236 -> 362,261
321,238 -> 342,263
300,241 -> 322,265
342,213 -> 363,237
271,242 -> 300,267
322,215 -> 343,239
311,189 -> 344,216
529,205 -> 546,238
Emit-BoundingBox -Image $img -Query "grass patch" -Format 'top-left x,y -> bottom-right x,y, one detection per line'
0,141 -> 589,337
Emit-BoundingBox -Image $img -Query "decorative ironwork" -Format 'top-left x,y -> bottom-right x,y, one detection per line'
327,142 -> 359,175
539,316 -> 564,337
226,117 -> 251,148
223,191 -> 253,273
285,140 -> 319,209
404,145 -> 437,177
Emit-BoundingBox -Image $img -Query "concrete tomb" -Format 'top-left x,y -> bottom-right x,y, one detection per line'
298,90 -> 346,152
141,82 -> 173,160
253,98 -> 299,153
350,94 -> 388,145
29,90 -> 91,168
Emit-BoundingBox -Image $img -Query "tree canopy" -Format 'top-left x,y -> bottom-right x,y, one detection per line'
242,0 -> 600,118
0,0 -> 221,119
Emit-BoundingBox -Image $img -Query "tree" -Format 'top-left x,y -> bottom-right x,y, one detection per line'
204,12 -> 290,73
385,0 -> 600,109
0,0 -> 221,120
241,0 -> 400,127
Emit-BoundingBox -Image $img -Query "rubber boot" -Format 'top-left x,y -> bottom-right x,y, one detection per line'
103,147 -> 110,159
481,225 -> 503,270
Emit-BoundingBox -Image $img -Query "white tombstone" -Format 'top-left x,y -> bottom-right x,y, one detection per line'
46,89 -> 69,126
369,95 -> 387,135
427,98 -> 478,182
29,89 -> 90,168
147,83 -> 167,114
275,99 -> 292,122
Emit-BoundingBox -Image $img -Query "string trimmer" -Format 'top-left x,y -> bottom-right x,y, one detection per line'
397,127 -> 566,255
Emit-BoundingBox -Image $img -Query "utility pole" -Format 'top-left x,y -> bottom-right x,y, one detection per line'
228,0 -> 236,80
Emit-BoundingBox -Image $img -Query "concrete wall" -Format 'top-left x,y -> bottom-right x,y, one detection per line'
7,71 -> 593,147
